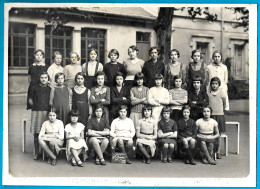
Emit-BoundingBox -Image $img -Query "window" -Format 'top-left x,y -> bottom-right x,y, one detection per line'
136,32 -> 151,61
234,44 -> 246,79
196,42 -> 209,64
45,26 -> 73,66
8,22 -> 36,68
81,28 -> 106,64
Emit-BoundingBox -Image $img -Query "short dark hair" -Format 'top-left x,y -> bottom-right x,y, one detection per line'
48,107 -> 57,115
181,105 -> 191,113
142,105 -> 153,118
119,104 -> 128,112
203,105 -> 213,114
161,106 -> 172,117
210,77 -> 221,86
55,72 -> 65,83
94,71 -> 107,85
149,47 -> 160,55
52,51 -> 62,60
192,75 -> 203,84
169,49 -> 180,58
89,48 -> 98,57
154,74 -> 164,84
34,49 -> 45,58
108,49 -> 120,59
191,49 -> 202,59
114,71 -> 125,84
133,72 -> 146,86
92,103 -> 104,118
39,71 -> 50,81
69,109 -> 80,117
74,72 -> 85,83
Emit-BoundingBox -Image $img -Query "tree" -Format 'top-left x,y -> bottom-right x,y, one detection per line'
153,7 -> 249,63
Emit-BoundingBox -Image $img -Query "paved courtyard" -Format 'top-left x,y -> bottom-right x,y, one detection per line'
6,100 -> 251,180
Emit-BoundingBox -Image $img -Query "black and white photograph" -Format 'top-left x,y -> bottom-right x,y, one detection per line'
4,3 -> 257,186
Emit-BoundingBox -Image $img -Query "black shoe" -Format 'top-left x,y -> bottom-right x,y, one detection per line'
126,159 -> 131,164
51,159 -> 57,166
142,157 -> 146,163
190,159 -> 196,165
146,158 -> 151,164
185,159 -> 190,164
100,158 -> 106,166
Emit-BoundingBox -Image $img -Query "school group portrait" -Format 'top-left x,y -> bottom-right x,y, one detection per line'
6,4 -> 254,183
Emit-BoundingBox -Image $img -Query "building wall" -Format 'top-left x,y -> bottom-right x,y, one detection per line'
8,15 -> 157,101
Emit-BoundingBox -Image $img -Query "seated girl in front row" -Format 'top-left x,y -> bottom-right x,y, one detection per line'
157,106 -> 178,163
65,110 -> 88,167
38,109 -> 64,166
196,106 -> 219,165
110,105 -> 135,164
177,105 -> 197,165
87,104 -> 110,166
136,105 -> 157,164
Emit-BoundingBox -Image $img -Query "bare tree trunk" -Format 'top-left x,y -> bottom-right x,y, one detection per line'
153,8 -> 174,64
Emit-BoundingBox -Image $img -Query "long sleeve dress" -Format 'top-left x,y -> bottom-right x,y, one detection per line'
147,86 -> 170,124
103,62 -> 126,87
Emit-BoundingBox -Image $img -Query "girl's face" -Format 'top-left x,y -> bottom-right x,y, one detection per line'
70,53 -> 78,64
143,109 -> 152,118
155,78 -> 162,86
150,49 -> 158,60
119,109 -> 127,119
193,81 -> 201,90
97,75 -> 105,86
183,109 -> 190,119
95,108 -> 103,118
54,55 -> 62,65
116,76 -> 124,86
110,53 -> 118,62
48,112 -> 57,122
203,108 -> 211,118
76,75 -> 84,86
170,51 -> 178,62
213,53 -> 222,64
40,74 -> 48,85
128,48 -> 137,59
163,112 -> 170,120
89,50 -> 97,61
35,51 -> 44,63
136,78 -> 144,86
57,75 -> 65,86
211,81 -> 219,91
192,52 -> 201,63
71,116 -> 79,123
174,78 -> 182,88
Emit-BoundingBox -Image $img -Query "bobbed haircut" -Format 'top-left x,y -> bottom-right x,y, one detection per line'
114,71 -> 125,84
94,71 -> 107,85
173,75 -> 183,88
92,103 -> 104,118
128,45 -> 139,54
48,107 -> 57,115
133,72 -> 146,86
108,49 -> 120,59
169,49 -> 180,58
142,105 -> 153,118
210,77 -> 221,86
54,72 -> 66,83
119,104 -> 128,112
34,49 -> 45,58
181,105 -> 191,113
39,71 -> 50,81
154,74 -> 164,84
52,51 -> 62,60
69,109 -> 80,117
191,49 -> 202,59
74,72 -> 85,83
161,106 -> 172,117
149,47 -> 160,55
69,52 -> 80,61
192,75 -> 203,84
202,105 -> 213,114
212,50 -> 223,60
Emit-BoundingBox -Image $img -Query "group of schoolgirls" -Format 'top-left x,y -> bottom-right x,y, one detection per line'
27,46 -> 228,167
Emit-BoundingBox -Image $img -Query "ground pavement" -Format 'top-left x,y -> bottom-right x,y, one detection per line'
7,100 -> 250,178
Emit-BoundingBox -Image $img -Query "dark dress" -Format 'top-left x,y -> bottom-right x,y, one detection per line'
188,89 -> 209,121
177,119 -> 197,139
158,119 -> 178,147
53,87 -> 70,125
30,84 -> 51,134
104,62 -> 126,87
142,59 -> 165,88
110,86 -> 130,122
27,64 -> 48,109
186,62 -> 206,90
72,88 -> 89,127
84,62 -> 99,89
